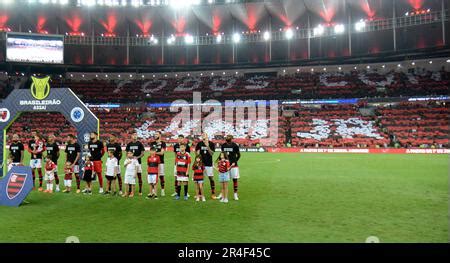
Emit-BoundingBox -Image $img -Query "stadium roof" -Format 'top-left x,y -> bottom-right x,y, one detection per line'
0,0 -> 445,36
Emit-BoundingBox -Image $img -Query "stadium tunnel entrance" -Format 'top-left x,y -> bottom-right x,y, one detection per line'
0,84 -> 99,177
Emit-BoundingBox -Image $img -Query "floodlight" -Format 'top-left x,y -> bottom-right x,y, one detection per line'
263,31 -> 271,41
334,24 -> 345,34
150,35 -> 158,44
232,33 -> 241,43
285,28 -> 294,40
184,34 -> 194,44
131,0 -> 143,7
167,35 -> 176,45
313,25 -> 324,36
216,34 -> 222,43
355,20 -> 366,32
169,0 -> 200,9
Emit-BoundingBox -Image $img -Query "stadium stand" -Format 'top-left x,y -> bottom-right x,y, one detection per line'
6,102 -> 448,149
376,102 -> 449,148
289,104 -> 391,148
2,65 -> 449,149
7,112 -> 77,142
10,69 -> 445,102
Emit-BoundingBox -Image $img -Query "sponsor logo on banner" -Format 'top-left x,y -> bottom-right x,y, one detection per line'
215,147 -> 268,152
405,148 -> 450,154
30,76 -> 51,100
299,148 -> 370,153
83,133 -> 90,143
6,173 -> 27,199
19,77 -> 61,110
71,107 -> 85,123
0,108 -> 10,122
238,147 -> 267,153
265,148 -> 449,154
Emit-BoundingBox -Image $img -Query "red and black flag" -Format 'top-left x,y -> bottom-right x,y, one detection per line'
0,166 -> 33,207
7,173 -> 27,199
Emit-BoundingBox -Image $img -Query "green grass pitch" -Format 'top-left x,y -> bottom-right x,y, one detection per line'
0,152 -> 447,243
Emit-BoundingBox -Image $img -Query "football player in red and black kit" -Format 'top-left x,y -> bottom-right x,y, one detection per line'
106,134 -> 123,195
88,132 -> 105,194
172,134 -> 190,196
221,135 -> 241,201
150,131 -> 167,197
28,131 -> 46,191
174,144 -> 191,200
125,132 -> 145,196
46,133 -> 61,192
192,155 -> 205,202
65,134 -> 81,193
146,147 -> 160,199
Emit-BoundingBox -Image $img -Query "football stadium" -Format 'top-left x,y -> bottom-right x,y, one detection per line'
0,0 -> 448,250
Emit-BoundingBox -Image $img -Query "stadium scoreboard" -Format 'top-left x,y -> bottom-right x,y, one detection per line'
6,32 -> 64,64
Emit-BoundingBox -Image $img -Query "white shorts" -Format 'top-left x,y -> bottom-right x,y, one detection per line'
64,179 -> 72,187
124,174 -> 136,185
30,159 -> 42,169
158,164 -> 165,176
147,174 -> 158,184
204,166 -> 213,177
72,165 -> 80,174
44,171 -> 55,181
230,167 -> 240,179
177,176 -> 189,182
136,163 -> 142,173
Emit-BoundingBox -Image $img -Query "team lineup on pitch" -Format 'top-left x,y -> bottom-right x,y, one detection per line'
7,130 -> 243,203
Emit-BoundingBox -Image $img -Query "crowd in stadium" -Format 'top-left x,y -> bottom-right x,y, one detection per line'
2,67 -> 449,150
2,68 -> 449,101
6,101 -> 449,149
61,69 -> 449,102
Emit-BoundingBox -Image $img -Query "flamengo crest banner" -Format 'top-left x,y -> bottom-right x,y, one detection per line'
0,166 -> 33,207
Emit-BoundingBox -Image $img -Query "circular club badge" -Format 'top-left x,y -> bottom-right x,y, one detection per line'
0,108 -> 11,123
83,133 -> 90,143
71,107 -> 85,123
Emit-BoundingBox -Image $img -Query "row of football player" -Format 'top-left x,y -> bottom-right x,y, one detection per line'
7,131 -> 241,203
